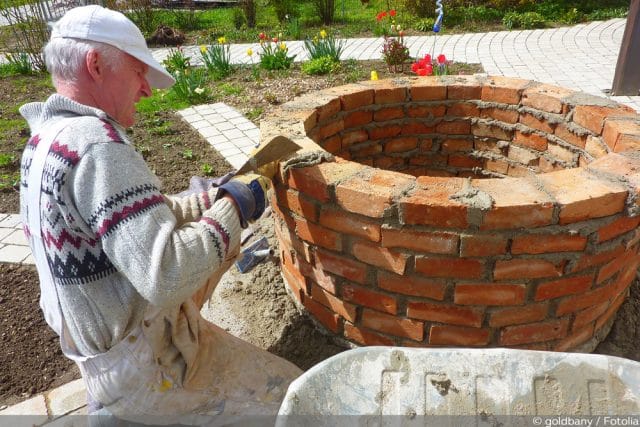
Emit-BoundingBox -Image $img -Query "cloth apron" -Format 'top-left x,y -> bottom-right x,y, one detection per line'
27,120 -> 302,426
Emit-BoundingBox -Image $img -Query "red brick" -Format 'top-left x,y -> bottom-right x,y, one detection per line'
454,283 -> 526,306
460,234 -> 508,257
598,216 -> 640,243
447,79 -> 482,100
602,119 -> 640,153
511,233 -> 587,255
513,130 -> 548,151
537,169 -> 627,224
547,142 -> 576,164
494,259 -> 564,280
342,283 -> 397,314
410,79 -> 447,101
319,208 -> 381,242
449,154 -> 483,169
585,135 -> 609,159
302,296 -> 340,333
321,134 -> 342,153
401,121 -> 436,135
351,240 -> 408,274
570,245 -> 625,273
484,159 -> 510,175
472,178 -> 554,230
436,120 -> 471,135
554,324 -> 594,351
400,176 -> 469,228
282,259 -> 308,300
508,144 -> 540,166
299,259 -> 339,294
361,309 -> 424,341
336,170 -> 414,218
316,118 -> 344,140
556,273 -> 630,315
382,228 -> 458,255
481,76 -> 531,104
351,143 -> 383,158
315,97 -> 341,121
335,86 -> 374,110
343,322 -> 395,346
595,290 -> 628,331
407,301 -> 484,327
519,112 -> 555,134
521,84 -> 573,114
369,124 -> 403,140
573,104 -> 637,135
385,137 -> 418,153
480,107 -> 519,124
535,273 -> 594,301
415,257 -> 485,279
344,110 -> 373,128
375,156 -> 405,169
369,82 -> 407,104
499,318 -> 570,345
276,187 -> 318,220
472,122 -> 513,140
573,301 -> 609,329
489,303 -> 548,327
596,251 -> 638,284
374,107 -> 404,122
287,159 -> 364,203
342,129 -> 369,146
447,103 -> 480,117
295,217 -> 342,251
377,270 -> 446,300
554,123 -> 587,149
407,105 -> 447,118
315,248 -> 368,284
429,325 -> 490,346
311,285 -> 357,322
442,138 -> 473,152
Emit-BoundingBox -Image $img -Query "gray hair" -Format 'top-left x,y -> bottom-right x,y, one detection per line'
44,38 -> 125,86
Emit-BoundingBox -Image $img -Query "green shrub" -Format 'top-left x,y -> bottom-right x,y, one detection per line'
172,9 -> 200,31
301,56 -> 340,75
414,17 -> 435,32
304,29 -> 345,62
232,8 -> 246,30
170,67 -> 211,105
401,0 -> 436,18
0,52 -> 33,76
269,0 -> 298,22
587,7 -> 628,21
163,47 -> 191,74
311,0 -> 335,25
258,35 -> 296,70
502,11 -> 545,29
201,37 -> 233,80
561,8 -> 585,25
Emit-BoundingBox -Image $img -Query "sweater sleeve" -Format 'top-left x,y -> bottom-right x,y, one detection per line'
163,188 -> 219,225
69,142 -> 242,307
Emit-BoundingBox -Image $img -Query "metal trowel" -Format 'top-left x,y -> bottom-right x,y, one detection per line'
235,135 -> 301,175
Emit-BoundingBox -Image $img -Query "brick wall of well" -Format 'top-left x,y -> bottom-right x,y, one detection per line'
260,75 -> 640,351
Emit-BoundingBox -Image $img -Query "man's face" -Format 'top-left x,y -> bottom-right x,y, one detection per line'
98,53 -> 152,128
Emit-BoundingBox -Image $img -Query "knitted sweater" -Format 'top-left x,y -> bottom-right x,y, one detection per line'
20,94 -> 242,357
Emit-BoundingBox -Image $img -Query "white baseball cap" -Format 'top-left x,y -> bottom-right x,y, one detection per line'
51,5 -> 175,89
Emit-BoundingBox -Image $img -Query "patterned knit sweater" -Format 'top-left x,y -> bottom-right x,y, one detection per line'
20,94 -> 242,357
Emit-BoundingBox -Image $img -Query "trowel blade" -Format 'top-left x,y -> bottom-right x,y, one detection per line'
235,135 -> 301,175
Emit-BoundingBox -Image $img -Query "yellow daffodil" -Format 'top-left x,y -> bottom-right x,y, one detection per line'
320,29 -> 327,39
370,70 -> 379,81
313,36 -> 319,44
279,42 -> 287,51
199,45 -> 207,54
247,48 -> 253,56
218,36 -> 226,44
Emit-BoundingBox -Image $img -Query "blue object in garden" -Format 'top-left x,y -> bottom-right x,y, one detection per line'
235,236 -> 273,273
433,0 -> 444,33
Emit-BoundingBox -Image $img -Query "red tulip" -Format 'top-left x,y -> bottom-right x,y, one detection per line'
437,54 -> 446,64
423,54 -> 432,64
416,68 -> 428,76
258,32 -> 266,40
411,62 -> 419,72
272,37 -> 279,43
389,9 -> 396,17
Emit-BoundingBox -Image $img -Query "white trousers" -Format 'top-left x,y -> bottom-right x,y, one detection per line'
77,266 -> 302,426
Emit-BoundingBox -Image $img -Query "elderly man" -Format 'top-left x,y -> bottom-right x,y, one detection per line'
19,5 -> 301,425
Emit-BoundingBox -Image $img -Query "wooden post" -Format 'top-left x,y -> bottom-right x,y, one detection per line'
611,0 -> 640,95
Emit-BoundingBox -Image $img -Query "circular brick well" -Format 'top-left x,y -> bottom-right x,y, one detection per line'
261,75 -> 640,351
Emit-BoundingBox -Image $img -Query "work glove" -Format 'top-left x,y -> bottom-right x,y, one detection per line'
216,173 -> 271,227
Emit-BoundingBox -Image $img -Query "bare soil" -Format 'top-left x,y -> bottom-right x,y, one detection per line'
2,62 -> 640,409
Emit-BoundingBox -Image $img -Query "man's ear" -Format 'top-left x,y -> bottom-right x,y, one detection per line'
85,49 -> 103,83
